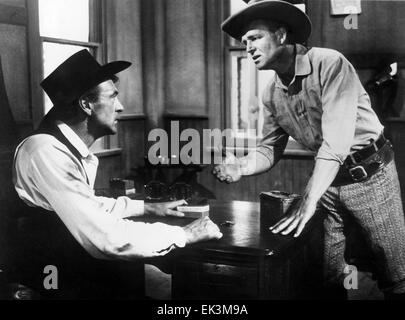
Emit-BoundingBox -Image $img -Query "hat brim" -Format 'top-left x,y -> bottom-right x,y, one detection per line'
93,60 -> 132,87
78,61 -> 132,100
99,61 -> 132,79
221,0 -> 312,44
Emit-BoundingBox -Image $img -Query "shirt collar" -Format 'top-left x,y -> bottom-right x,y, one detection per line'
275,44 -> 312,89
56,121 -> 91,158
295,44 -> 312,76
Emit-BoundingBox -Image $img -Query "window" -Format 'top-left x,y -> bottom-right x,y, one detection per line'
225,0 -> 310,154
37,0 -> 109,152
226,0 -> 275,142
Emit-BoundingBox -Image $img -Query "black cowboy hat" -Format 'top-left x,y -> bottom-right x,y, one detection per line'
222,0 -> 312,44
41,49 -> 131,106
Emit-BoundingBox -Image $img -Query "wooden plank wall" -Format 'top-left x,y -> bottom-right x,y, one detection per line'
165,1 -> 207,116
308,0 -> 405,69
135,0 -> 315,201
104,0 -> 144,116
154,0 -> 405,202
307,0 -> 405,118
98,0 -> 147,189
117,116 -> 146,184
199,156 -> 314,202
8,0 -> 405,202
0,0 -> 33,138
53,0 -> 315,197
0,0 -> 34,223
308,0 -> 405,209
0,0 -> 31,266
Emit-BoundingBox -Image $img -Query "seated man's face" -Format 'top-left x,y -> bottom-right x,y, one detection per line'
89,80 -> 123,136
241,20 -> 285,70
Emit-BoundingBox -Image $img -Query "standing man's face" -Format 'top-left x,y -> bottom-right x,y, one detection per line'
90,80 -> 123,136
241,20 -> 285,70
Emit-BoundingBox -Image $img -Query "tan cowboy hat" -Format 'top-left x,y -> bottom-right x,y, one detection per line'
221,0 -> 312,44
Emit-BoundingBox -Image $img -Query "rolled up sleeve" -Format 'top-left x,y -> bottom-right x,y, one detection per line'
316,54 -> 361,164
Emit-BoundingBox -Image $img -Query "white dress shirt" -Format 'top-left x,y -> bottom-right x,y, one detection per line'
13,121 -> 186,259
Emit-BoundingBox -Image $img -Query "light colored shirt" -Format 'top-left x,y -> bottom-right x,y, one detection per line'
257,44 -> 384,166
13,121 -> 187,260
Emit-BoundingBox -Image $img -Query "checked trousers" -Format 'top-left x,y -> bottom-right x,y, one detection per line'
319,159 -> 405,294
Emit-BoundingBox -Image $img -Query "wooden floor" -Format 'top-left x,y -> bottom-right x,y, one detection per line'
145,265 -> 384,300
347,271 -> 384,300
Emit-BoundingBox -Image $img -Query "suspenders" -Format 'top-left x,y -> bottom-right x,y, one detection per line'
32,123 -> 90,185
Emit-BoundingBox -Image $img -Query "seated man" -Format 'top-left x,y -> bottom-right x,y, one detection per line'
12,50 -> 222,299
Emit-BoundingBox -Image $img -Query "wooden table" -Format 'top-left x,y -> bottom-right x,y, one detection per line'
136,200 -> 324,300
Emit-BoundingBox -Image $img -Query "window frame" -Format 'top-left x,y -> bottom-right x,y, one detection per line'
28,0 -> 115,152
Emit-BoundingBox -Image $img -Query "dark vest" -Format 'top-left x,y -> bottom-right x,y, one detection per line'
12,116 -> 144,299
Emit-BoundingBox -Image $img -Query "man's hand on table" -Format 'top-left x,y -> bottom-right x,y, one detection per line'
183,216 -> 223,245
144,200 -> 223,245
269,198 -> 317,238
144,200 -> 188,217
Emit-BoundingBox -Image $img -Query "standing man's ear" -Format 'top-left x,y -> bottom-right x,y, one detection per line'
276,27 -> 288,45
78,97 -> 92,116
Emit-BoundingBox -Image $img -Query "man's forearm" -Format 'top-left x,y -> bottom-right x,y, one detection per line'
98,196 -> 145,219
303,158 -> 340,204
270,158 -> 341,237
239,151 -> 273,176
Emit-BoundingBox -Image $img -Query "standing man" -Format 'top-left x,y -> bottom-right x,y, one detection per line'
214,0 -> 405,299
12,49 -> 222,299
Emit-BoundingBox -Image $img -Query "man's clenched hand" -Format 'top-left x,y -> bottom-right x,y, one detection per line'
182,216 -> 223,245
212,151 -> 243,183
